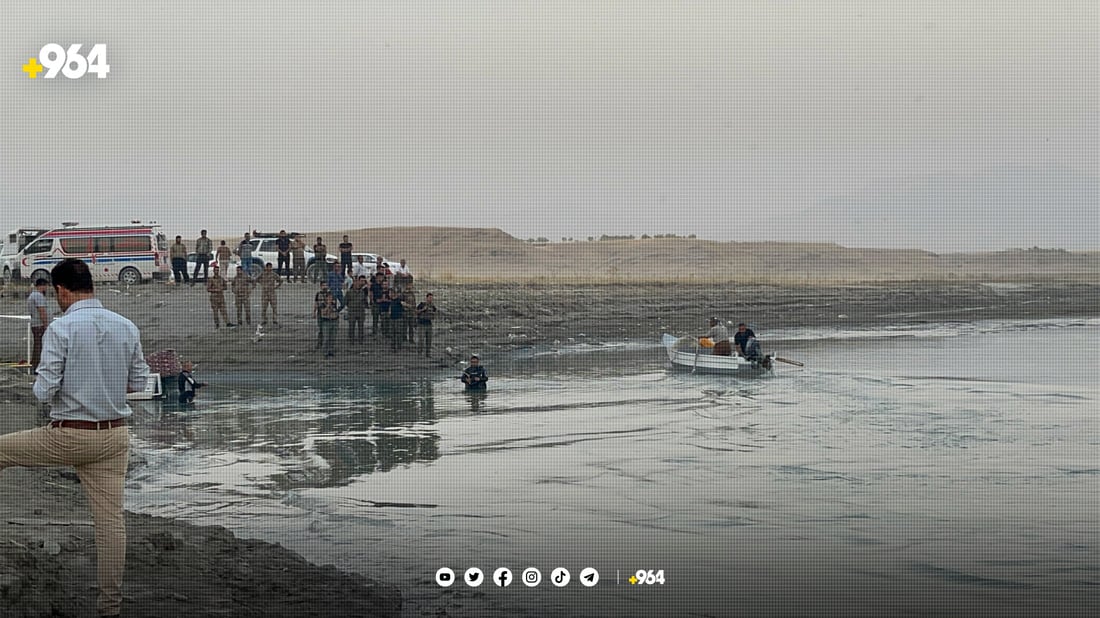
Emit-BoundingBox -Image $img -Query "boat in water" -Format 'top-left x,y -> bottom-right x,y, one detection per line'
662,333 -> 775,376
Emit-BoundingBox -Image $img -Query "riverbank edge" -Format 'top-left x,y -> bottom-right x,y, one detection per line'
0,368 -> 402,617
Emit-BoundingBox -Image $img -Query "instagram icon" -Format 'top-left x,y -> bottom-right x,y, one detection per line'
521,567 -> 541,587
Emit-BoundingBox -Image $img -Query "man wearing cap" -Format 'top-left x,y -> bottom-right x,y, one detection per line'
461,355 -> 488,390
701,318 -> 732,356
0,257 -> 150,617
206,266 -> 233,328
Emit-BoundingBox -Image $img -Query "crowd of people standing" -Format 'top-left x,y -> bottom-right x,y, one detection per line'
168,230 -> 440,359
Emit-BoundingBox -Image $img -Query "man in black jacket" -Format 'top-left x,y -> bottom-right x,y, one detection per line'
462,355 -> 488,390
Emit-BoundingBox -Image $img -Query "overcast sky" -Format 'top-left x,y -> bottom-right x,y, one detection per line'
2,1 -> 1096,251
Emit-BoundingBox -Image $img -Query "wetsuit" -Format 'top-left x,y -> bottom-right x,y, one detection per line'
462,365 -> 488,390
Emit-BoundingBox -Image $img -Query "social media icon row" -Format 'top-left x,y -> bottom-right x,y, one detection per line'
435,567 -> 599,588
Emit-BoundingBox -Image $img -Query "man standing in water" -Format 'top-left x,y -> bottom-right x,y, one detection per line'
0,258 -> 149,618
462,355 -> 488,390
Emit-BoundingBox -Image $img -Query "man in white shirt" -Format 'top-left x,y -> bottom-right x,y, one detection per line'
392,258 -> 412,292
352,255 -> 372,280
0,258 -> 148,617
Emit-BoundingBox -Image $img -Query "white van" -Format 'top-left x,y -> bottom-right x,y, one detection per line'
1,227 -> 50,283
9,223 -> 169,284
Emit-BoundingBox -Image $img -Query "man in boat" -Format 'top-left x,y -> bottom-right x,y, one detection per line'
733,323 -> 757,357
462,355 -> 488,390
701,318 -> 732,356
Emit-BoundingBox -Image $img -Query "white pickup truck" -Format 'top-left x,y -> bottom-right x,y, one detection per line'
248,237 -> 392,282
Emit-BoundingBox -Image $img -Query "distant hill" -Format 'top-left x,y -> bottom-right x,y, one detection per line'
235,227 -> 1100,284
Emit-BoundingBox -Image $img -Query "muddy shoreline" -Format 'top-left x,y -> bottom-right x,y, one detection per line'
4,280 -> 1093,373
0,370 -> 402,617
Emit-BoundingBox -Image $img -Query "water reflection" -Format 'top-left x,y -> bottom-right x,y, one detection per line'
465,390 -> 489,412
131,377 -> 441,489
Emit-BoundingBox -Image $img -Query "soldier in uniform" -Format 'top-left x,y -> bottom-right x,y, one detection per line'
257,262 -> 283,325
416,292 -> 439,358
369,272 -> 385,335
215,240 -> 233,274
401,284 -> 417,344
312,237 -> 328,278
313,291 -> 340,357
206,266 -> 232,328
192,229 -> 213,283
231,265 -> 255,326
344,275 -> 368,344
386,288 -> 404,352
290,234 -> 307,283
313,282 -> 330,349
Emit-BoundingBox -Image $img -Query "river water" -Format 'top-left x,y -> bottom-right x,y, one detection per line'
126,318 -> 1099,617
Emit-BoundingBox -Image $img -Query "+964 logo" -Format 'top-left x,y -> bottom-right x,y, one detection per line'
23,44 -> 109,79
629,569 -> 665,585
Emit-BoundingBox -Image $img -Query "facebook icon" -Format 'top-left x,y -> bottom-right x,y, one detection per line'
493,567 -> 513,587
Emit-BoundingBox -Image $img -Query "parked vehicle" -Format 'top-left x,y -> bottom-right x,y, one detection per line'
6,222 -> 169,284
1,227 -> 50,283
248,233 -> 392,282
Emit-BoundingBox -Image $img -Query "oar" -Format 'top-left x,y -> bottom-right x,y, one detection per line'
775,356 -> 804,367
692,340 -> 700,373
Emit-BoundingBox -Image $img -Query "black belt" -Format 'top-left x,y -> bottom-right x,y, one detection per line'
50,419 -> 127,430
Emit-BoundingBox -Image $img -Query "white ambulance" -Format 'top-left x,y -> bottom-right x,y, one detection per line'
7,222 -> 169,284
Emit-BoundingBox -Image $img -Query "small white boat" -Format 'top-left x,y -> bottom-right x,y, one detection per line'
662,334 -> 775,376
127,374 -> 164,400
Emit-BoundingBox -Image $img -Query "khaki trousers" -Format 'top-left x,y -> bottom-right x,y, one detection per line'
261,294 -> 277,323
0,424 -> 129,616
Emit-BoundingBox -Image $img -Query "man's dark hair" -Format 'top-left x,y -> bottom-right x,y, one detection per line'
34,278 -> 49,287
51,258 -> 94,292
738,322 -> 747,327
201,229 -> 207,234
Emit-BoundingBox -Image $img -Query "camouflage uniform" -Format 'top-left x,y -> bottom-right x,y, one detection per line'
206,274 -> 230,328
231,272 -> 254,325
344,282 -> 367,343
415,297 -> 439,357
402,288 -> 417,343
290,237 -> 306,282
257,269 -> 283,324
